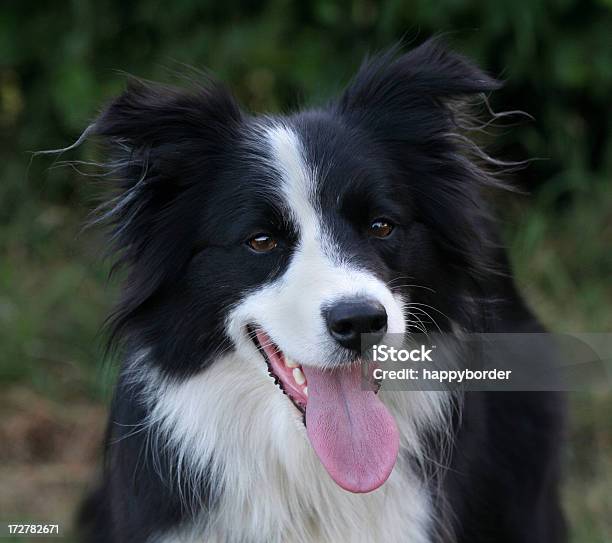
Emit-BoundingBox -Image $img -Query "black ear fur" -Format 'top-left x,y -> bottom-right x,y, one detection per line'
90,78 -> 243,343
93,77 -> 242,151
336,38 -> 506,282
337,36 -> 501,143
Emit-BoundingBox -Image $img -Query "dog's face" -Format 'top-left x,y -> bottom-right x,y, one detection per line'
92,39 -> 500,493
226,119 -> 408,363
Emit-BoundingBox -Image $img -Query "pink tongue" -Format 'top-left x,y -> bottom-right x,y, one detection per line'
302,365 -> 399,493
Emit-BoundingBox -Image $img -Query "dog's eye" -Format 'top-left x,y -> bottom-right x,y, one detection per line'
248,233 -> 278,253
369,219 -> 394,238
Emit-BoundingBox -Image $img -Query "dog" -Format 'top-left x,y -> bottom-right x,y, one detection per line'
76,38 -> 565,542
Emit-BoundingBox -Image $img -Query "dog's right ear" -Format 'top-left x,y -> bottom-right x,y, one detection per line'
88,78 -> 242,324
92,77 -> 242,172
93,77 -> 242,152
90,76 -> 242,246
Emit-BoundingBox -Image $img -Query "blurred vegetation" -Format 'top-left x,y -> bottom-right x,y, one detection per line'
0,1 -> 610,541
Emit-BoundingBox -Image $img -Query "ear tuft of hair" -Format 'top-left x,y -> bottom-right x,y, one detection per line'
87,77 -> 243,347
92,77 -> 242,151
337,36 -> 501,119
335,37 -> 509,282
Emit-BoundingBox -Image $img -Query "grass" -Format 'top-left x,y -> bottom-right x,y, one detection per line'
0,190 -> 117,402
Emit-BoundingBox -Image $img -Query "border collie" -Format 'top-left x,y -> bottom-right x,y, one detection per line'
76,38 -> 565,542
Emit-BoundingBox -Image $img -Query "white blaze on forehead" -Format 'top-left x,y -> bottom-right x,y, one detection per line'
263,123 -> 326,254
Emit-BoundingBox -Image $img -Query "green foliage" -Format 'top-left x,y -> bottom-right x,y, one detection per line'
0,1 -> 610,540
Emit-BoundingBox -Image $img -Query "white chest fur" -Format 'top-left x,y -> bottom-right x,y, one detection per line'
143,353 -> 447,543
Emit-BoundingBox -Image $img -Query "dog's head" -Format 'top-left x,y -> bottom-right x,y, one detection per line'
90,38 -> 502,493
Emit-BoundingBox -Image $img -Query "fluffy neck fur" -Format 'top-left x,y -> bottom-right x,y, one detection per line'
131,350 -> 452,543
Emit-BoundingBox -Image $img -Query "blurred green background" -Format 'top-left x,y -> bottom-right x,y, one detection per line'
0,1 -> 611,541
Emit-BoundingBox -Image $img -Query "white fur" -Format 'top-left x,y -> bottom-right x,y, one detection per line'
140,123 -> 451,542
146,350 -> 448,543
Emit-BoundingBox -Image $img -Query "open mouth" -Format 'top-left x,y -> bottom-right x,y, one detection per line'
249,326 -> 400,494
251,328 -> 308,416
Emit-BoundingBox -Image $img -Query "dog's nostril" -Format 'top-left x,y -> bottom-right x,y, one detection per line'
371,316 -> 387,333
331,320 -> 353,336
324,298 -> 388,352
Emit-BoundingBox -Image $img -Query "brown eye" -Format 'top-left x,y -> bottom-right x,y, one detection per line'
369,219 -> 394,238
248,233 -> 278,253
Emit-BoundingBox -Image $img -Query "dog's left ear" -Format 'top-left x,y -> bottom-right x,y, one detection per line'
336,38 -> 504,280
335,37 -> 501,146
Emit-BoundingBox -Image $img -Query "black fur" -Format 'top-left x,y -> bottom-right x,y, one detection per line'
77,38 -> 565,542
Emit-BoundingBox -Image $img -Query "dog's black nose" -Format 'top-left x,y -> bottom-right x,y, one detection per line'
324,298 -> 388,351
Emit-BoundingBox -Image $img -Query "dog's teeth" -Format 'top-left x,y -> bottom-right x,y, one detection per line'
293,368 -> 305,385
303,387 -> 308,397
285,356 -> 299,368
